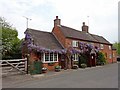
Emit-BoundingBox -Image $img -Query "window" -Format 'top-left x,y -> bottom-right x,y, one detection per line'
109,46 -> 111,50
72,54 -> 79,61
113,53 -> 115,57
54,53 -> 57,61
109,54 -> 112,59
45,53 -> 49,61
44,53 -> 58,62
72,41 -> 78,47
100,44 -> 104,49
50,53 -> 53,61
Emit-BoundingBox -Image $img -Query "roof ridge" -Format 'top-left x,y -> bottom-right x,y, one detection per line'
60,25 -> 111,44
91,33 -> 111,44
61,25 -> 83,33
27,28 -> 51,34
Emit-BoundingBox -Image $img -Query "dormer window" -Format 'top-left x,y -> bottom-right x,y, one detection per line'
72,41 -> 78,47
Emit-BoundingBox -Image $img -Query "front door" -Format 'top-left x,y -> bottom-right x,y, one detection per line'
91,54 -> 96,66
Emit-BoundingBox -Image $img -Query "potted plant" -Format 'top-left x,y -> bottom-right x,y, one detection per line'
72,65 -> 79,69
81,63 -> 87,68
55,65 -> 61,72
42,67 -> 47,73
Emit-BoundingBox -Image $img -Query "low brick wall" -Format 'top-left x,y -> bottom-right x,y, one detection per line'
42,62 -> 59,71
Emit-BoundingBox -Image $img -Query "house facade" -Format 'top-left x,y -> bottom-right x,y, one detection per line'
52,16 -> 117,68
22,16 -> 117,72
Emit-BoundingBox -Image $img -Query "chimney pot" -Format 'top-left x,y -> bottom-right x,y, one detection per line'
82,22 -> 89,33
83,22 -> 85,26
56,16 -> 58,19
54,16 -> 61,27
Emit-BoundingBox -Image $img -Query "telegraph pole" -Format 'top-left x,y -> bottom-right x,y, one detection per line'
23,16 -> 32,29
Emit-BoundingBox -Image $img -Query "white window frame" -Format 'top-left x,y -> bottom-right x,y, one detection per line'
72,41 -> 78,47
109,45 -> 111,50
72,54 -> 79,61
43,53 -> 58,63
109,54 -> 112,59
113,53 -> 115,57
100,44 -> 104,49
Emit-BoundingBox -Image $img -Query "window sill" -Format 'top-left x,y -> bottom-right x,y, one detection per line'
42,61 -> 58,63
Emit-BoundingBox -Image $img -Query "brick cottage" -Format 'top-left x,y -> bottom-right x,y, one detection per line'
22,16 -> 117,72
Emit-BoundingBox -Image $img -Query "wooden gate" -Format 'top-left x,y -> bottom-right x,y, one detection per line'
0,58 -> 27,77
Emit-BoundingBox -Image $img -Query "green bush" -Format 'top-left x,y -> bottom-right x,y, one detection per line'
97,52 -> 106,65
80,54 -> 87,64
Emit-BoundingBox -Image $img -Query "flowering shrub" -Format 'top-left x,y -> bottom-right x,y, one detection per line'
22,33 -> 100,65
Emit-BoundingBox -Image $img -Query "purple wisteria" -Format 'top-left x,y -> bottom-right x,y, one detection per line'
22,33 -> 100,54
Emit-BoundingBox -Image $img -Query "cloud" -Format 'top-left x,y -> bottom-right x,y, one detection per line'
0,0 -> 118,43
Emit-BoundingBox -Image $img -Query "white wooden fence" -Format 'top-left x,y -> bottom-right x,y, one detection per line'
0,58 -> 27,77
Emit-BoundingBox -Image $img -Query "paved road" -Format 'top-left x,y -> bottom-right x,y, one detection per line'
3,63 -> 118,88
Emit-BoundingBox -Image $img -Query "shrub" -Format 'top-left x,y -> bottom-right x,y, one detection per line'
97,52 -> 107,65
80,54 -> 87,64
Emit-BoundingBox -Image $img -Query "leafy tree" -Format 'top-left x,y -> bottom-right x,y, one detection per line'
113,42 -> 120,56
0,17 -> 22,59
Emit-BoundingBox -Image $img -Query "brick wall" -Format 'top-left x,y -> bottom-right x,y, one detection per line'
100,44 -> 113,63
43,62 -> 59,71
62,37 -> 113,64
29,52 -> 59,71
52,26 -> 66,48
52,26 -> 114,64
112,50 -> 117,63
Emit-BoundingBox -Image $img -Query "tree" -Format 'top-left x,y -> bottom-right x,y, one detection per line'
0,17 -> 22,59
113,42 -> 120,56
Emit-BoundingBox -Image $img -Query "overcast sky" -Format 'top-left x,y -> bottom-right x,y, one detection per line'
0,0 -> 119,43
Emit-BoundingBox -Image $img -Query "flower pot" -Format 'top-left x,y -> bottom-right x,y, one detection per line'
42,67 -> 47,73
81,63 -> 87,69
55,69 -> 61,72
54,65 -> 61,72
72,65 -> 78,69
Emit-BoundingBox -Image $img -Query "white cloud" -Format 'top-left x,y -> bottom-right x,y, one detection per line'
0,0 -> 118,43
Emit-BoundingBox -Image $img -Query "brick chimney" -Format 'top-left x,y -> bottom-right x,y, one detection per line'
82,22 -> 89,33
54,16 -> 61,27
